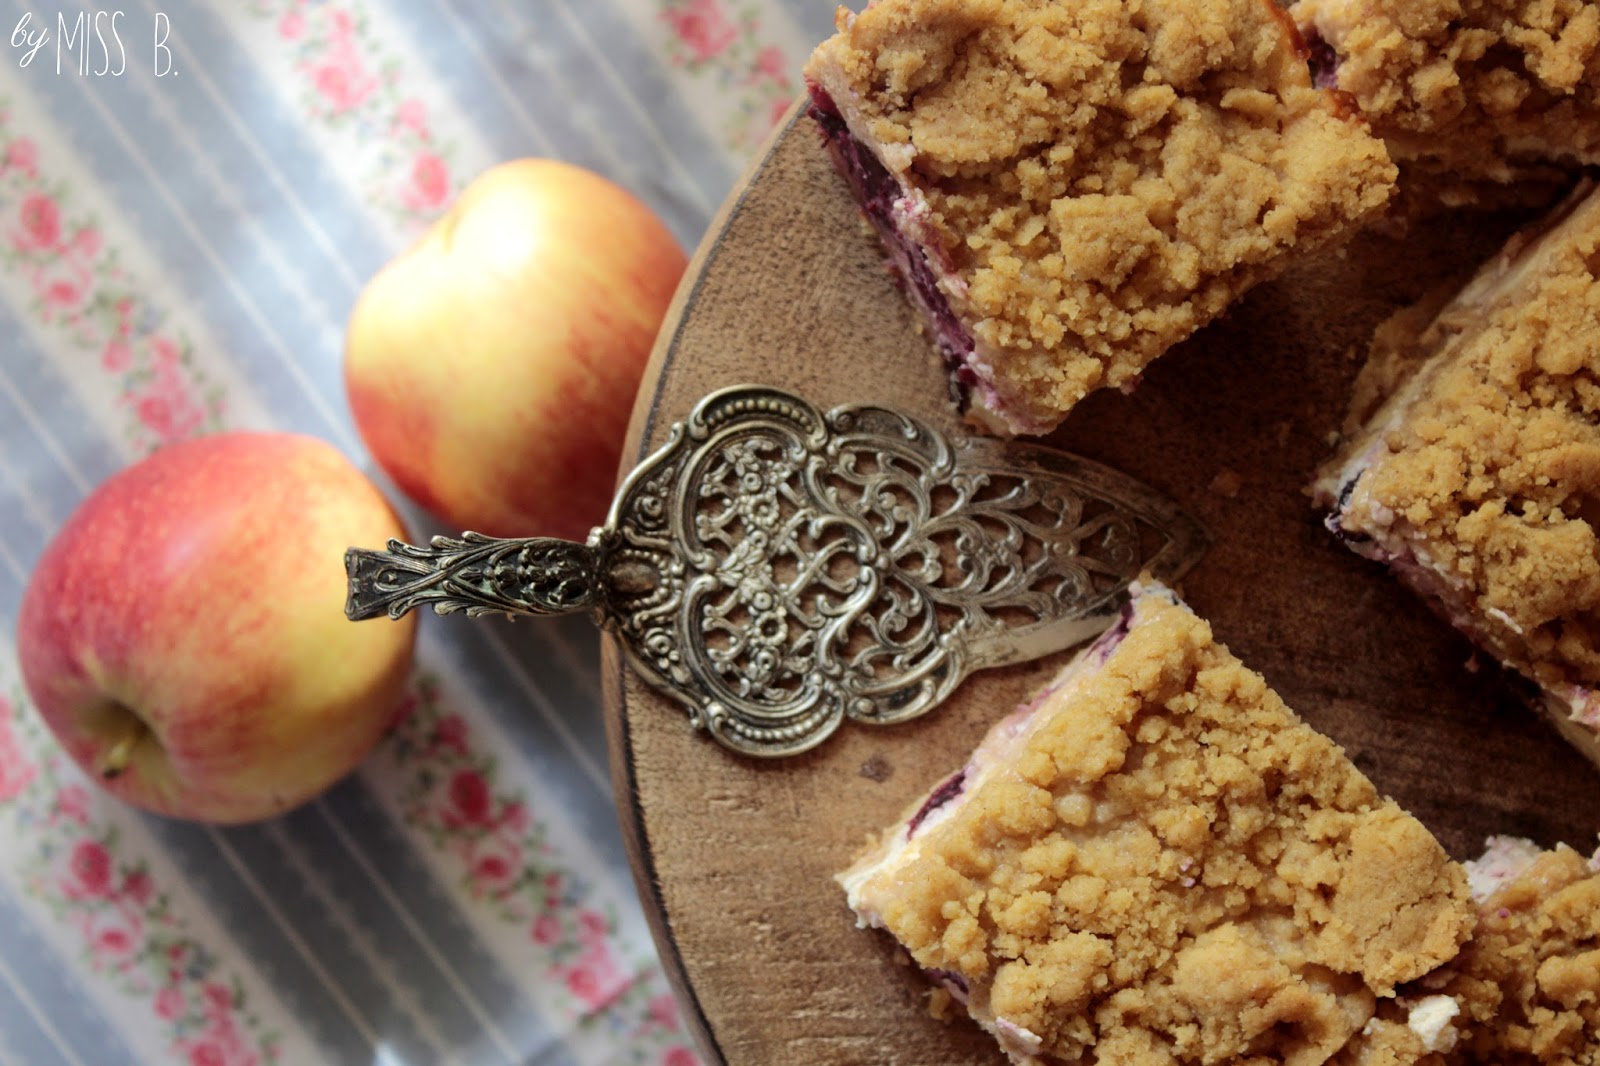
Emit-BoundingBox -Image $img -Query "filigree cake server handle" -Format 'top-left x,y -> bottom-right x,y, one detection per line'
344,385 -> 1209,758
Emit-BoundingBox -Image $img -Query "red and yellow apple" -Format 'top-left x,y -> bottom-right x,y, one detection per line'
344,158 -> 689,542
17,432 -> 418,824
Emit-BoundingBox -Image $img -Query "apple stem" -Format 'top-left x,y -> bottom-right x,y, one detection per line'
99,721 -> 146,780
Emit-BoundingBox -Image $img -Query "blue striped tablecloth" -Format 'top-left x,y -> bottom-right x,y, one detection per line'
0,2 -> 837,1062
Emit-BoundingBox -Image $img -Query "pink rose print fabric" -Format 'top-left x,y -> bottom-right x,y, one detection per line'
1,690 -> 283,1064
0,0 -> 825,1060
657,0 -> 802,152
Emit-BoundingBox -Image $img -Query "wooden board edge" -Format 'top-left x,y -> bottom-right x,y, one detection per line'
601,634 -> 728,1065
599,94 -> 814,1066
614,94 -> 811,479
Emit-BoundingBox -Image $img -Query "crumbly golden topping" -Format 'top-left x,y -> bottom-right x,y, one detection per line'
1444,846 -> 1600,1065
806,0 -> 1395,434
845,593 -> 1472,1064
1291,0 -> 1600,184
1329,185 -> 1600,692
1331,1017 -> 1434,1066
1337,845 -> 1600,1066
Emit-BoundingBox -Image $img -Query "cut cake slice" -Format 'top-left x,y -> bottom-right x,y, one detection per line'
1290,0 -> 1600,198
839,582 -> 1473,1065
1312,181 -> 1600,770
1333,835 -> 1600,1065
804,0 -> 1396,435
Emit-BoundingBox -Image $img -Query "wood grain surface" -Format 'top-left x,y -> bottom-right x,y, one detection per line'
601,104 -> 1600,1066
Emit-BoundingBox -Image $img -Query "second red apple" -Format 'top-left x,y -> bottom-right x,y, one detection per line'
345,159 -> 688,541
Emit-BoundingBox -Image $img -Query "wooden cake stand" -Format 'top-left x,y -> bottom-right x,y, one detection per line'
600,103 -> 1600,1066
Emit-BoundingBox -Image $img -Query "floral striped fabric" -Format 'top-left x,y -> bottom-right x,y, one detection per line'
0,2 -> 837,1063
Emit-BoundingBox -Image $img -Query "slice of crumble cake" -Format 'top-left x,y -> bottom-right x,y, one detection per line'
1291,0 -> 1600,197
1444,838 -> 1600,1065
839,582 -> 1473,1065
804,0 -> 1396,435
1334,836 -> 1600,1065
1312,181 -> 1600,770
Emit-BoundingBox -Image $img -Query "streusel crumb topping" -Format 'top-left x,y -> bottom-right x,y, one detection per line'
1443,846 -> 1600,1065
1336,846 -> 1600,1065
1338,187 -> 1600,690
856,595 -> 1471,1063
1292,0 -> 1600,183
806,0 -> 1395,433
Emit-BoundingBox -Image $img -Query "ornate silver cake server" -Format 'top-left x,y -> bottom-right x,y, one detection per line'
345,385 -> 1208,757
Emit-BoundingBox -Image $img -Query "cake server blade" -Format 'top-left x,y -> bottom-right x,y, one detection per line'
344,384 -> 1209,757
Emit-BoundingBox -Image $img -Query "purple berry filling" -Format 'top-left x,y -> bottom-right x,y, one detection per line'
1304,31 -> 1340,90
1326,475 -> 1373,546
805,85 -> 980,391
906,769 -> 967,839
923,967 -> 970,997
1092,601 -> 1137,664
